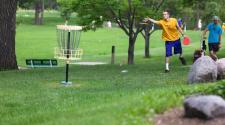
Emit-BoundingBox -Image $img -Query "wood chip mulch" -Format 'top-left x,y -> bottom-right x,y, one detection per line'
153,108 -> 225,125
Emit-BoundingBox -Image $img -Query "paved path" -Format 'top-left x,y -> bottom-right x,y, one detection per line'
71,62 -> 107,65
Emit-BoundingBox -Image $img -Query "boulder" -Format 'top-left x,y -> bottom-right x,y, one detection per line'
188,56 -> 217,84
216,58 -> 225,79
184,95 -> 225,119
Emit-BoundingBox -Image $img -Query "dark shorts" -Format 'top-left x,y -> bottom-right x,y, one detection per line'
208,43 -> 220,52
165,39 -> 182,57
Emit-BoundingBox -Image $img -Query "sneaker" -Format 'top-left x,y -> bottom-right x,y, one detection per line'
210,55 -> 218,61
179,57 -> 187,65
165,69 -> 170,73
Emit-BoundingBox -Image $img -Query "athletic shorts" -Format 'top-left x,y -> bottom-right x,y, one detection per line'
208,43 -> 220,52
165,39 -> 182,57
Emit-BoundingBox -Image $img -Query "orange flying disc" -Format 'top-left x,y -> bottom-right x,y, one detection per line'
182,36 -> 190,45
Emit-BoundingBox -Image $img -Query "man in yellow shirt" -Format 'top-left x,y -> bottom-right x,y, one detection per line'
144,9 -> 186,72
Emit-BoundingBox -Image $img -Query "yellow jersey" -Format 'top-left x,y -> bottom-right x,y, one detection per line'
222,24 -> 225,31
156,18 -> 180,41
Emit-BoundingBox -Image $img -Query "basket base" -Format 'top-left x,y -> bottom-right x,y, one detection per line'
61,81 -> 72,85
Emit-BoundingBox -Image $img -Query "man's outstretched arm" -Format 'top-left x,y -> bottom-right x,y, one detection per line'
143,17 -> 159,24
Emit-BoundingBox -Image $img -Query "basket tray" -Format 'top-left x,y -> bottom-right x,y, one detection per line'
54,48 -> 83,60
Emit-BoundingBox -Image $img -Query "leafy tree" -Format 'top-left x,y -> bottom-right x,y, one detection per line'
58,0 -> 164,64
17,0 -> 33,9
0,0 -> 18,70
18,0 -> 58,9
57,0 -> 75,23
182,0 -> 221,29
34,0 -> 44,25
17,0 -> 44,25
162,0 -> 183,16
218,0 -> 225,22
140,0 -> 165,58
202,1 -> 220,25
18,0 -> 58,25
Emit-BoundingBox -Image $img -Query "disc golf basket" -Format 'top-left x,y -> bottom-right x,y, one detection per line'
55,25 -> 83,85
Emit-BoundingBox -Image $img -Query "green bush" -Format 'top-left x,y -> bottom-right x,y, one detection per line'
178,81 -> 225,98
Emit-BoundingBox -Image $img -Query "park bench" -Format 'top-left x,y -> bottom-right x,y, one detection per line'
26,59 -> 58,68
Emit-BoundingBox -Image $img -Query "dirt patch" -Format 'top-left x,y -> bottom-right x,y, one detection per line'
153,108 -> 225,125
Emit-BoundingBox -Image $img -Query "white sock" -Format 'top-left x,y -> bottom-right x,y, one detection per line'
166,63 -> 169,70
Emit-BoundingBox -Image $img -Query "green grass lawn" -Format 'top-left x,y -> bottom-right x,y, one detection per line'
1,11 -> 225,125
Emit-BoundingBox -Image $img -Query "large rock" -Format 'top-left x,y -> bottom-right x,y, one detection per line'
184,95 -> 225,119
216,58 -> 225,79
188,56 -> 217,84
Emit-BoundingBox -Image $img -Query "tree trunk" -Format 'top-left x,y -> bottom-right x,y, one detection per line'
34,0 -> 44,25
48,0 -> 57,9
0,0 -> 18,70
144,26 -> 151,58
128,39 -> 135,65
128,34 -> 137,65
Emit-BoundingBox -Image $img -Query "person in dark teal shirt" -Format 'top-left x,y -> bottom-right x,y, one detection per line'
203,16 -> 223,61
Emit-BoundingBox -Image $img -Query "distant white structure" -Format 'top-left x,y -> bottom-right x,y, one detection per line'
198,19 -> 202,30
184,23 -> 187,32
151,23 -> 155,30
107,21 -> 112,28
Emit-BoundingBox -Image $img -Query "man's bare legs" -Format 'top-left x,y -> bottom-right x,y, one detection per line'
165,57 -> 170,72
165,53 -> 186,72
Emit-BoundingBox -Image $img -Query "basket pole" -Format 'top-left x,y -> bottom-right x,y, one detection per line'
65,31 -> 70,84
